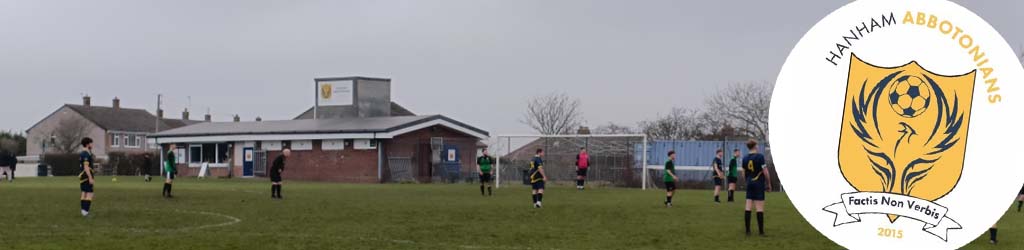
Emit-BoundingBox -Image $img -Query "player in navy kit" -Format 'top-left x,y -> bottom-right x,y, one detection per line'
712,149 -> 725,203
78,138 -> 96,217
742,139 -> 771,236
529,149 -> 547,208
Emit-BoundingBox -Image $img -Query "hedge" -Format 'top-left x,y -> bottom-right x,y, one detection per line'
42,153 -> 86,176
41,152 -> 158,176
106,152 -> 158,176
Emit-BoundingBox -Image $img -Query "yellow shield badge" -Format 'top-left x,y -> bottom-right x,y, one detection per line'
321,83 -> 333,99
838,53 -> 975,222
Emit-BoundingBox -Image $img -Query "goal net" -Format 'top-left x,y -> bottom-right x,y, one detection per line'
492,134 -> 651,189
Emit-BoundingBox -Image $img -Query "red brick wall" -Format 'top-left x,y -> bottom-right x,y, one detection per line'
384,125 -> 482,182
266,140 -> 380,183
161,125 -> 482,183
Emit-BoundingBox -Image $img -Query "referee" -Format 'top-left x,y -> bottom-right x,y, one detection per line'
270,149 -> 291,199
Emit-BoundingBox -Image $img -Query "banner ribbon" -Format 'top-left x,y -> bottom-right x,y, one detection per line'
822,192 -> 961,241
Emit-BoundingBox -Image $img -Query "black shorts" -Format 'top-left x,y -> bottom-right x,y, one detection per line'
531,181 -> 545,190
664,181 -> 676,191
270,175 -> 282,182
746,178 -> 766,201
80,182 -> 94,193
165,171 -> 176,180
727,176 -> 738,184
479,173 -> 492,183
713,177 -> 723,186
576,168 -> 588,177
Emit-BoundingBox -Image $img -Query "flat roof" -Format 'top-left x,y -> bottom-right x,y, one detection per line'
150,115 -> 488,142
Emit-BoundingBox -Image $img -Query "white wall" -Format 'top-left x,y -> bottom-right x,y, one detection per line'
233,141 -> 254,167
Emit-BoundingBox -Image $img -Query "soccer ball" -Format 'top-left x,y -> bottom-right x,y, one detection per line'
888,75 -> 931,118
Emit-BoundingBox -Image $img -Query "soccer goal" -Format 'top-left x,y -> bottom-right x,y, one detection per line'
492,134 -> 651,189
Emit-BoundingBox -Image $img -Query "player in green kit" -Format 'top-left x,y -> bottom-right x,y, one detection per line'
477,148 -> 495,196
727,149 -> 740,202
163,144 -> 177,198
78,138 -> 96,217
664,150 -> 678,207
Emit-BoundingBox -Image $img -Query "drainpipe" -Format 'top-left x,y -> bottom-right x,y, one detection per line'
375,133 -> 383,183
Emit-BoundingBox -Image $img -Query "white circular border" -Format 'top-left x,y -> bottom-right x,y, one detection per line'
771,0 -> 1024,249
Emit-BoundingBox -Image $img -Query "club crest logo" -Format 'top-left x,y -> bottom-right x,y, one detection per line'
321,83 -> 333,99
827,54 -> 975,240
770,0 -> 1024,249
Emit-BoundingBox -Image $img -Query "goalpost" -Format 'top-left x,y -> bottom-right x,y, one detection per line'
493,134 -> 649,189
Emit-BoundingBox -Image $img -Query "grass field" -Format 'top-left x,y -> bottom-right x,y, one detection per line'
0,177 -> 1020,249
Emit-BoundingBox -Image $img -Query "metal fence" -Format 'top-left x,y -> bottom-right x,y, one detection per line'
253,150 -> 268,177
381,137 -> 481,184
494,135 -> 647,188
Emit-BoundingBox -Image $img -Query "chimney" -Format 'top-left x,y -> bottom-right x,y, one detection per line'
255,116 -> 262,122
112,97 -> 120,110
577,126 -> 591,135
233,115 -> 240,122
157,109 -> 164,119
182,108 -> 190,120
83,95 -> 91,106
205,113 -> 212,122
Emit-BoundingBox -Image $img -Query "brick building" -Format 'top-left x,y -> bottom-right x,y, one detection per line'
26,96 -> 204,160
149,77 -> 489,183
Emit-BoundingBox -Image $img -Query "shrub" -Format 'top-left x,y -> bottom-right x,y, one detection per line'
107,152 -> 158,176
42,153 -> 84,176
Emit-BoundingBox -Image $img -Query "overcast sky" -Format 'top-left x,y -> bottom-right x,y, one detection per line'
0,0 -> 1020,135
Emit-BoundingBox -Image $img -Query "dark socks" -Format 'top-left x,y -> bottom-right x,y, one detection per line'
666,195 -> 673,204
757,212 -> 765,235
162,183 -> 171,196
480,185 -> 485,196
532,194 -> 538,203
271,185 -> 282,198
728,191 -> 734,202
167,184 -> 173,196
537,193 -> 543,202
580,179 -> 585,187
715,195 -> 720,202
487,186 -> 492,196
744,211 -> 752,234
82,200 -> 91,212
990,228 -> 998,241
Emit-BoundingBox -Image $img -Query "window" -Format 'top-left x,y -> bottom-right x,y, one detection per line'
176,148 -> 186,163
189,143 -> 231,166
217,144 -> 229,163
354,139 -> 376,150
322,139 -> 344,151
112,134 -> 120,147
126,134 -> 140,148
292,140 -> 312,151
189,145 -> 202,164
123,135 -> 130,147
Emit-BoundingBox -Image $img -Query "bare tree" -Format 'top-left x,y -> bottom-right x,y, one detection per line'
44,118 -> 92,154
521,92 -> 584,135
638,107 -> 707,140
704,82 -> 773,142
593,122 -> 635,135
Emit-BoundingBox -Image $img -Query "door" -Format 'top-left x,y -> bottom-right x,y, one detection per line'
243,147 -> 254,177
